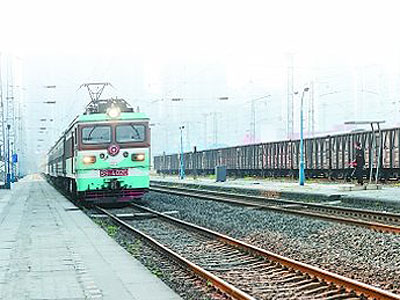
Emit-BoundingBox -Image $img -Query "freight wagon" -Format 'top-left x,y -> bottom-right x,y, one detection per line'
154,128 -> 400,181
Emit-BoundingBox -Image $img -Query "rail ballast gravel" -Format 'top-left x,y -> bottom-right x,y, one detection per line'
97,206 -> 255,300
150,183 -> 400,234
99,203 -> 400,299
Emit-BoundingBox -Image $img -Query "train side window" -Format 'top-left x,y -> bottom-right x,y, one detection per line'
65,138 -> 73,158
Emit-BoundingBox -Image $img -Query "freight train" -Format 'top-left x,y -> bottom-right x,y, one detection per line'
154,127 -> 400,181
46,87 -> 150,204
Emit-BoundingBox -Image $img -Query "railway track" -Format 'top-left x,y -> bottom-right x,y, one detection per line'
150,182 -> 400,234
97,204 -> 400,300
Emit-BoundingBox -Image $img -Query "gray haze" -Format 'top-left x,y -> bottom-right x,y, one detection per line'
1,0 -> 399,174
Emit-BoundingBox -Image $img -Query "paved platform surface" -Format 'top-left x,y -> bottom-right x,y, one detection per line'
152,175 -> 400,207
0,175 -> 182,300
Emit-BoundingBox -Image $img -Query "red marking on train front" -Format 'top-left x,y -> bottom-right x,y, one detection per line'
108,144 -> 120,156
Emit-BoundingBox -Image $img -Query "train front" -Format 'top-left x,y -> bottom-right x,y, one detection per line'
75,100 -> 150,204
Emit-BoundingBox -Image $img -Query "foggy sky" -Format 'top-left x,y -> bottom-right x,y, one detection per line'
1,0 -> 400,172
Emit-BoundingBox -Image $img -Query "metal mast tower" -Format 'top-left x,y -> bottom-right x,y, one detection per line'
5,57 -> 16,184
0,54 -> 24,185
307,81 -> 315,137
286,53 -> 294,139
211,112 -> 220,146
14,57 -> 24,178
0,53 -> 7,186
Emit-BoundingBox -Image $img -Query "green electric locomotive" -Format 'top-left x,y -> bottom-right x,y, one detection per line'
46,88 -> 150,204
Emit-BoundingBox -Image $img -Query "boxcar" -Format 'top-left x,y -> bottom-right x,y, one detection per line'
154,128 -> 400,181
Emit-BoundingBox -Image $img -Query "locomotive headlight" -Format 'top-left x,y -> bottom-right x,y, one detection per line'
132,153 -> 145,161
107,105 -> 121,118
82,155 -> 96,164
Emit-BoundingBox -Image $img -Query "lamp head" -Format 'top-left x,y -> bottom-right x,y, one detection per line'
107,104 -> 121,118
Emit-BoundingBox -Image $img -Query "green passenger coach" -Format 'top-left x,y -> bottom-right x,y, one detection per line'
46,93 -> 150,205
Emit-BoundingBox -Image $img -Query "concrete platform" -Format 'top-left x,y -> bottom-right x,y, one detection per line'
0,175 -> 182,300
152,175 -> 400,208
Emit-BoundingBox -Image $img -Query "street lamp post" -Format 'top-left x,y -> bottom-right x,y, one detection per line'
170,96 -> 228,151
249,95 -> 271,144
43,100 -> 56,145
6,124 -> 11,189
44,85 -> 57,146
298,87 -> 309,186
179,126 -> 185,180
202,113 -> 209,149
11,142 -> 15,183
149,123 -> 169,156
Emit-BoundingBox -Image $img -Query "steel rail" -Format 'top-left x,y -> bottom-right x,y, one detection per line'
151,181 -> 400,221
96,206 -> 256,300
150,184 -> 400,234
129,203 -> 400,300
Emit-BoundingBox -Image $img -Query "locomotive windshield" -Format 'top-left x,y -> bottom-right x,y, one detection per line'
82,125 -> 112,144
116,124 -> 146,143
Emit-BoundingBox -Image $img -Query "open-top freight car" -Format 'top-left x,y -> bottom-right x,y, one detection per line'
154,127 -> 400,181
46,87 -> 150,204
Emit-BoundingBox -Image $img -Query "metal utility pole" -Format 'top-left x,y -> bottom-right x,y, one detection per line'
5,57 -> 16,185
299,87 -> 310,186
311,82 -> 315,137
43,85 -> 57,147
4,56 -> 25,182
286,53 -> 295,139
179,125 -> 185,180
11,56 -> 24,179
212,112 -> 218,146
184,121 -> 191,151
210,97 -> 229,147
202,113 -> 208,149
6,124 -> 10,188
307,81 -> 315,137
251,100 -> 256,143
211,112 -> 222,146
16,86 -> 23,178
0,53 -> 7,187
250,95 -> 270,144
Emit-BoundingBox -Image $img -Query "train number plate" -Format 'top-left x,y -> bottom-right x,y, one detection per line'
100,169 -> 129,177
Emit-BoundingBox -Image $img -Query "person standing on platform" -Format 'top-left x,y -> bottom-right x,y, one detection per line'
353,141 -> 365,185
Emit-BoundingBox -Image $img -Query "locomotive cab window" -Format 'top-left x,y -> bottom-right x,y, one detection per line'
116,124 -> 146,143
82,125 -> 111,144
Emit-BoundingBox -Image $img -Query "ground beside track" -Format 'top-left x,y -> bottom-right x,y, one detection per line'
0,175 -> 182,300
151,175 -> 400,209
139,190 -> 400,294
